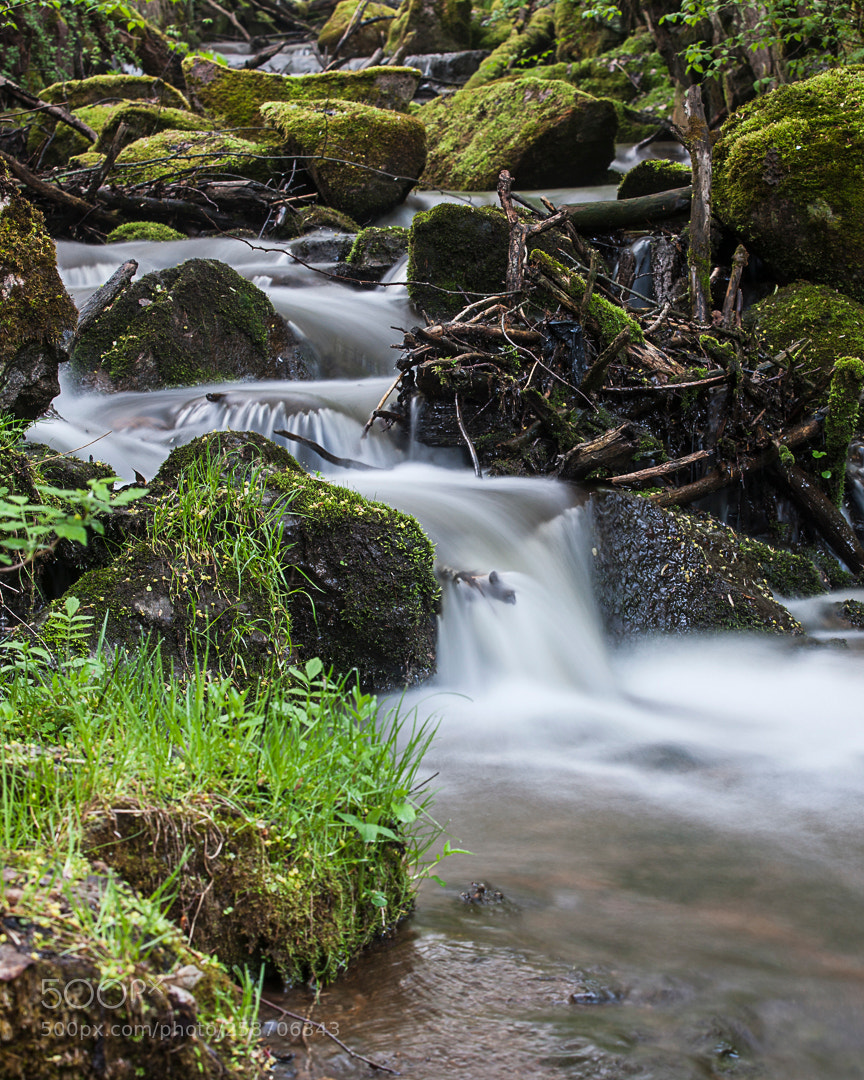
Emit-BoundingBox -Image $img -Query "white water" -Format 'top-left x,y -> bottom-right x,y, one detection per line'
35,234 -> 864,1079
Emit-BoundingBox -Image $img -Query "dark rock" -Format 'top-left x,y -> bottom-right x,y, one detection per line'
70,258 -> 311,392
589,489 -> 804,636
460,881 -> 505,904
0,167 -> 77,420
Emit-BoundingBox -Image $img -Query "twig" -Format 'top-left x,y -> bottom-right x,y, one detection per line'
259,996 -> 400,1075
361,373 -> 401,438
0,74 -> 97,142
29,431 -> 113,464
721,244 -> 749,328
273,429 -> 382,470
201,0 -> 251,40
454,394 -> 482,479
609,448 -> 715,484
580,328 -> 631,394
0,148 -> 118,227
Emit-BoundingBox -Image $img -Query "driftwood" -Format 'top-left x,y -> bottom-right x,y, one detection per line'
610,448 -> 715,485
75,260 -> 137,339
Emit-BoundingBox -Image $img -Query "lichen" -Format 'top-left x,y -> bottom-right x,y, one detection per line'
417,77 -> 617,190
261,99 -> 425,222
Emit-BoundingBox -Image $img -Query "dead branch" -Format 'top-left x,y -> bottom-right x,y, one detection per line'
455,394 -> 482,478
497,168 -> 569,293
361,372 -> 402,438
273,429 -> 382,470
0,74 -> 97,142
0,147 -> 118,226
581,328 -> 631,394
609,448 -> 715,484
683,84 -> 712,323
721,244 -> 749,328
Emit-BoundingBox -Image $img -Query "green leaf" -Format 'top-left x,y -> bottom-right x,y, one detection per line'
390,800 -> 416,824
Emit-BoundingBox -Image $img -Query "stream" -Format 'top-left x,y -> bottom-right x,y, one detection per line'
31,185 -> 864,1079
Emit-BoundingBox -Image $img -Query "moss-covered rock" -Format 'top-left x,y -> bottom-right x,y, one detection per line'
464,6 -> 555,89
745,281 -> 864,375
407,201 -> 575,319
95,102 -> 213,153
0,167 -> 77,420
825,357 -> 864,505
554,0 -> 624,61
261,99 -> 425,222
182,55 -> 420,131
106,221 -> 187,242
0,852 -> 263,1079
618,158 -> 691,200
70,258 -> 309,391
59,431 -> 439,690
40,73 -> 190,110
25,102 -> 122,169
347,224 -> 408,267
385,0 -> 473,56
713,66 -> 864,301
319,0 -> 397,58
590,489 -> 804,636
110,129 -> 279,185
418,77 -> 616,190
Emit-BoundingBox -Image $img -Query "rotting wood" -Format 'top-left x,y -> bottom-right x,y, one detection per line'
721,244 -> 749,328
75,260 -> 137,339
684,84 -> 712,324
0,147 -> 118,227
556,423 -> 638,481
561,187 -> 692,231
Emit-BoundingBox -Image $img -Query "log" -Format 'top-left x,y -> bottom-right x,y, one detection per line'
75,260 -> 137,339
556,423 -> 638,481
561,187 -> 692,232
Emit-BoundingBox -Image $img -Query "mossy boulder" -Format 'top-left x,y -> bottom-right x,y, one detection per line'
385,0 -> 473,56
618,159 -> 691,200
106,221 -> 187,242
346,224 -> 409,275
94,102 -> 213,153
746,281 -> 864,378
418,77 -> 616,190
182,55 -> 420,131
110,129 -> 279,185
25,102 -> 122,169
713,66 -> 864,302
39,73 -> 190,110
0,168 -> 77,420
319,0 -> 397,58
464,6 -> 555,89
554,0 -> 624,61
0,853 -> 263,1080
590,489 -> 804,637
70,258 -> 310,391
261,99 -> 426,222
407,202 -> 575,319
60,431 -> 439,690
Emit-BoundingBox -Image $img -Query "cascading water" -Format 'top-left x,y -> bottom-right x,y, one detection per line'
33,226 -> 864,1080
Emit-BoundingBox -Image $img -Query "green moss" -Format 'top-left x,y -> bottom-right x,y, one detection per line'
40,73 -> 189,110
95,102 -> 213,153
463,6 -> 555,89
106,221 -> 187,242
407,202 -> 575,319
319,0 -> 396,57
386,0 -> 472,54
618,159 -> 691,200
530,250 -> 644,346
825,357 -> 864,504
713,66 -> 864,299
347,224 -> 408,265
261,99 -> 425,222
67,150 -> 104,169
418,77 -> 616,190
736,535 -> 825,597
26,102 -> 122,168
746,281 -> 864,377
0,166 -> 77,387
70,258 -> 281,389
554,0 -> 623,61
111,128 -> 279,185
182,56 -> 420,131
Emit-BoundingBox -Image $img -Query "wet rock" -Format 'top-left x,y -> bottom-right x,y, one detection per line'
94,102 -> 212,153
52,432 -> 439,689
460,881 -> 505,904
0,167 -> 77,420
714,67 -> 864,302
403,49 -> 489,84
339,224 -> 408,282
589,489 -> 804,636
385,0 -> 472,56
554,0 -> 625,62
70,258 -> 310,392
261,99 -> 426,222
182,56 -> 420,130
106,221 -> 187,242
418,78 -> 617,191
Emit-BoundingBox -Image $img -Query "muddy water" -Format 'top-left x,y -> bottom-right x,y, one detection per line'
40,212 -> 864,1079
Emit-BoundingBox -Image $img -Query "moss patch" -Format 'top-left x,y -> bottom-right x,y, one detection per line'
319,0 -> 396,58
106,221 -> 187,242
347,225 -> 408,266
618,159 -> 691,200
825,357 -> 864,504
418,77 -> 617,190
261,99 -> 425,222
40,73 -> 189,110
95,102 -> 213,153
183,56 -> 420,130
386,0 -> 472,54
713,66 -> 864,300
111,128 -> 280,185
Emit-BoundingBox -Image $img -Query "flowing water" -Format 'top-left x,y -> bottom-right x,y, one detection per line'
34,213 -> 864,1079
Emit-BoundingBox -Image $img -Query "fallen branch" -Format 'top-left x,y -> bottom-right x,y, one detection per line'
0,148 -> 118,226
272,429 -> 382,470
683,84 -> 712,324
361,372 -> 402,438
0,74 -> 97,142
454,394 -> 482,478
581,328 -> 631,394
721,244 -> 749,329
609,448 -> 715,484
561,186 -> 692,232
498,168 -> 569,293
